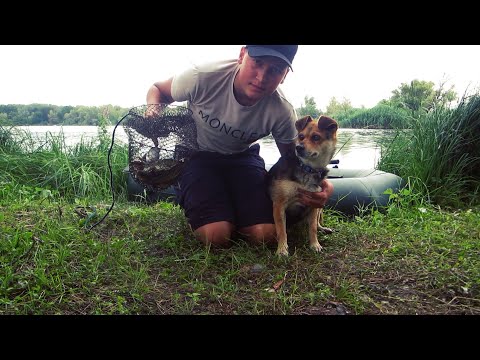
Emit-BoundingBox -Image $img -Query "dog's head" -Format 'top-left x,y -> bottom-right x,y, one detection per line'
294,115 -> 338,168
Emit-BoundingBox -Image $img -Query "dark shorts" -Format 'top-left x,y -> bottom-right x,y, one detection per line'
175,143 -> 274,231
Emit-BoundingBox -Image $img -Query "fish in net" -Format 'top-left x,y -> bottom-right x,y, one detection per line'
123,104 -> 198,191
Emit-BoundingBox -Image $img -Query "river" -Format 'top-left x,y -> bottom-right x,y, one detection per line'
14,126 -> 395,169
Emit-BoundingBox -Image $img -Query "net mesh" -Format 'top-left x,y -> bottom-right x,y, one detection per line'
123,104 -> 198,191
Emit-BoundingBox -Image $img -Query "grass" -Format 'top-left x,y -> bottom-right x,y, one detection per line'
378,93 -> 480,208
0,128 -> 128,200
1,187 -> 479,314
1,112 -> 479,315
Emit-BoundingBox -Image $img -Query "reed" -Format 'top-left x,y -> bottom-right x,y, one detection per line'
378,93 -> 480,207
336,105 -> 410,129
0,127 -> 128,201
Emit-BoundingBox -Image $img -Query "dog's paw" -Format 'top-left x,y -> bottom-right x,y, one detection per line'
276,247 -> 289,257
310,242 -> 323,253
318,226 -> 333,234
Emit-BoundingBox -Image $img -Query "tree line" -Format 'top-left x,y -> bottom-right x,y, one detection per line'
296,79 -> 458,128
0,104 -> 129,126
0,79 -> 458,129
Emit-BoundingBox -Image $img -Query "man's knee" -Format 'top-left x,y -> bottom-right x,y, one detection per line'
238,224 -> 277,246
194,221 -> 235,248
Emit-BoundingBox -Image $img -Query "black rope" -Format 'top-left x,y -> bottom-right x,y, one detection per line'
87,112 -> 129,230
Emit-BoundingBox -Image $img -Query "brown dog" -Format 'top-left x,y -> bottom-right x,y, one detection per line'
267,115 -> 338,256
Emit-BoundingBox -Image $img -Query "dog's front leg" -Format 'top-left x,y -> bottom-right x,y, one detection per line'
273,201 -> 289,256
309,208 -> 322,252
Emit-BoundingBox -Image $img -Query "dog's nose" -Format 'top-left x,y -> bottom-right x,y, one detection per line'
295,145 -> 305,156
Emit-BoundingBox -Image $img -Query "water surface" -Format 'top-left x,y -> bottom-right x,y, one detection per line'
17,126 -> 395,169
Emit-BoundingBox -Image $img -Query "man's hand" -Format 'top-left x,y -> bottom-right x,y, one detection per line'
145,104 -> 162,119
297,179 -> 334,208
144,104 -> 165,147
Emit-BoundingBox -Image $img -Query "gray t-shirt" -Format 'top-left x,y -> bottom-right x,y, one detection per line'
171,59 -> 297,154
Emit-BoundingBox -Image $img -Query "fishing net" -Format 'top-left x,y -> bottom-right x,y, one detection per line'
123,104 -> 198,191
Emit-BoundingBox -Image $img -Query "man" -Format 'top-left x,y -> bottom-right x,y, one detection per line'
146,45 -> 333,248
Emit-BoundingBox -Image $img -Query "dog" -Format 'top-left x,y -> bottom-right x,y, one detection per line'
267,115 -> 338,256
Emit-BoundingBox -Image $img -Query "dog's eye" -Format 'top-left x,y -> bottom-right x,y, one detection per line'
311,135 -> 321,141
298,134 -> 305,141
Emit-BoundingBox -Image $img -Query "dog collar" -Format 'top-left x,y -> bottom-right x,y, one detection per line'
298,161 -> 328,177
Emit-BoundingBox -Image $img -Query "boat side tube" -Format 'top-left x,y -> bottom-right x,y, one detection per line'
325,168 -> 405,215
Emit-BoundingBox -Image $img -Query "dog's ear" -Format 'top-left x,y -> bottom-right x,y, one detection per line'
317,115 -> 338,134
295,115 -> 313,131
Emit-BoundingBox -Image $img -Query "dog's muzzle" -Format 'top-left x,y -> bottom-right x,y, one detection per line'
295,145 -> 305,157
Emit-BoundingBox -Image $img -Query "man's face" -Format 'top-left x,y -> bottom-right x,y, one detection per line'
234,47 -> 289,106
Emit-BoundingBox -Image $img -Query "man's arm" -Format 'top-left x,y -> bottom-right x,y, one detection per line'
275,141 -> 295,157
146,78 -> 175,105
145,78 -> 176,146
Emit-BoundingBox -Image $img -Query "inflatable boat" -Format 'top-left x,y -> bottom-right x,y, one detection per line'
125,163 -> 405,216
322,167 -> 405,215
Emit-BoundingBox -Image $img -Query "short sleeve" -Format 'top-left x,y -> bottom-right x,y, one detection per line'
171,66 -> 199,103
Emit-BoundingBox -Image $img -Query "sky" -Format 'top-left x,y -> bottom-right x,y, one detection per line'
1,45 -> 480,111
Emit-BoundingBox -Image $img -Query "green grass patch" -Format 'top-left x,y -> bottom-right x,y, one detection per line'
1,193 -> 478,314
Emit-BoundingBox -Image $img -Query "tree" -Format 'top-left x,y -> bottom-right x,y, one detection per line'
325,96 -> 353,118
429,78 -> 457,111
0,113 -> 8,125
48,108 -> 60,125
296,96 -> 321,118
390,79 -> 457,116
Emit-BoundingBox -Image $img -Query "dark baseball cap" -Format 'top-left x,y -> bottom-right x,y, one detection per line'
245,45 -> 298,70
